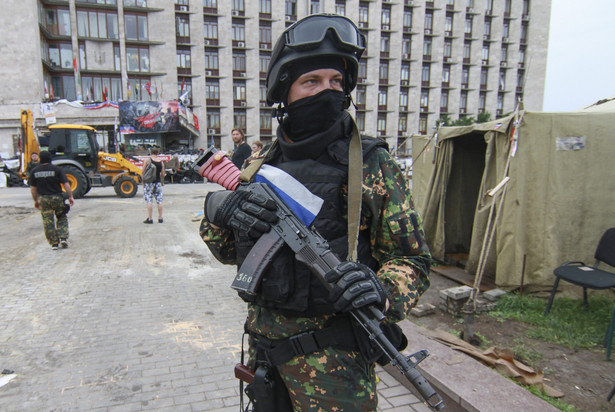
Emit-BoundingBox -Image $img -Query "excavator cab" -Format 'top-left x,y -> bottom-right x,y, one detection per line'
48,125 -> 99,173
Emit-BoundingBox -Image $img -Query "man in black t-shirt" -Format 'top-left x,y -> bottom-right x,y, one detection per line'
28,151 -> 75,250
230,128 -> 251,169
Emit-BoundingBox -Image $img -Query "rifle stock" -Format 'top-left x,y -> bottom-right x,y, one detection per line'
192,148 -> 445,410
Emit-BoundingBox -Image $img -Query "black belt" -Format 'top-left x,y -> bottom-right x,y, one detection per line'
249,317 -> 359,367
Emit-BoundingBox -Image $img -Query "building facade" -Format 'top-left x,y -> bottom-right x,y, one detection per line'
0,0 -> 550,157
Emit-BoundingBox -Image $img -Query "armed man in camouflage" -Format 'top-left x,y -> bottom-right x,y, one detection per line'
200,14 -> 431,411
29,151 -> 74,250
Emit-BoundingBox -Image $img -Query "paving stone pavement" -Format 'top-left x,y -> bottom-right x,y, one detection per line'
0,184 -> 431,412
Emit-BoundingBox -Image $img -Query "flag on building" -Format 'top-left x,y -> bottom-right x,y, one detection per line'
44,81 -> 49,99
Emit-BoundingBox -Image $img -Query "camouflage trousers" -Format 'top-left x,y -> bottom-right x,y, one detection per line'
248,345 -> 378,411
39,195 -> 69,246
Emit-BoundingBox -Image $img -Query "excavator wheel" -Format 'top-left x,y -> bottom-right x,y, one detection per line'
114,175 -> 138,198
62,165 -> 88,199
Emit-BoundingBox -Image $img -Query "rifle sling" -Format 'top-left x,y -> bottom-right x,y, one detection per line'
347,119 -> 362,262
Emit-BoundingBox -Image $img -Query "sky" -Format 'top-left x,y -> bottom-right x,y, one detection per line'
543,0 -> 615,111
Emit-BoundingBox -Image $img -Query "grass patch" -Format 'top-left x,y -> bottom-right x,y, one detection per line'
489,293 -> 614,349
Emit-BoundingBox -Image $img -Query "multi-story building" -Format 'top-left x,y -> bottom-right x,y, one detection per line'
0,0 -> 550,157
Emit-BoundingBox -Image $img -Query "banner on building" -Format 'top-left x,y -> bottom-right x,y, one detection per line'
119,101 -> 180,134
41,103 -> 56,125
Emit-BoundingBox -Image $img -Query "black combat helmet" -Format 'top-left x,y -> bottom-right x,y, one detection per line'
266,14 -> 366,106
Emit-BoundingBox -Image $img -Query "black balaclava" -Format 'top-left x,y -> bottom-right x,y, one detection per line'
283,56 -> 347,142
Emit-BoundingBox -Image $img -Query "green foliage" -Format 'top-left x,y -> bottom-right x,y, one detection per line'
476,111 -> 492,123
452,116 -> 474,126
490,293 -> 614,349
521,383 -> 580,412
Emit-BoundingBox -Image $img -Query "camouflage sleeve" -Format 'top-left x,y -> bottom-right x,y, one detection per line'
199,218 -> 237,265
362,149 -> 431,322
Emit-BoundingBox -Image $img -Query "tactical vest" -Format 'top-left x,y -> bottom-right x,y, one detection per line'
234,135 -> 387,317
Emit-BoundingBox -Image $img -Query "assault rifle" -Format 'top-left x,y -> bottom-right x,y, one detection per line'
192,147 -> 445,410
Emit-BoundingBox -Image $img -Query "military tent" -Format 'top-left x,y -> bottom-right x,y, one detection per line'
412,109 -> 615,288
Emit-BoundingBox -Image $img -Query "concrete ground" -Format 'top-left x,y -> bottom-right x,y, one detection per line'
0,183 -> 437,411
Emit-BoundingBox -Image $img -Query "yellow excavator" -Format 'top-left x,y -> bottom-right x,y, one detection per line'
19,109 -> 142,198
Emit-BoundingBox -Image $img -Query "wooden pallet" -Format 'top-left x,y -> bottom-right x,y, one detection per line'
431,265 -> 497,291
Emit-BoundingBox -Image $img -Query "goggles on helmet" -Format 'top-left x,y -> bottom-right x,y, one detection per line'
280,14 -> 365,58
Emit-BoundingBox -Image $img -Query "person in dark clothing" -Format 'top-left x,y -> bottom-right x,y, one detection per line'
28,151 -> 74,250
230,128 -> 251,169
200,14 -> 431,411
142,147 -> 166,224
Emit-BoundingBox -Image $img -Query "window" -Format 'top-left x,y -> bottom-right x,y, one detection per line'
260,25 -> 272,45
402,37 -> 411,55
423,38 -> 432,56
442,66 -> 450,83
425,12 -> 433,30
335,2 -> 345,16
260,0 -> 271,14
403,11 -> 412,29
286,0 -> 297,17
497,94 -> 504,110
519,48 -> 526,64
203,0 -> 217,8
113,45 -> 120,70
310,0 -> 320,14
380,35 -> 390,53
359,6 -> 369,24
204,20 -> 218,39
399,116 -> 407,133
47,43 -> 73,69
463,42 -> 471,59
485,0 -> 493,14
233,52 -> 246,71
462,67 -> 469,85
379,62 -> 389,80
480,68 -> 488,86
377,114 -> 387,135
460,91 -> 468,111
503,22 -> 510,38
259,55 -> 270,73
499,70 -> 506,90
419,116 -> 427,134
205,50 -> 218,69
206,80 -> 219,99
465,17 -> 472,34
356,86 -> 366,105
504,0 -> 511,14
233,0 -> 244,12
126,47 -> 149,72
260,110 -> 272,130
234,111 -> 247,130
178,79 -> 191,99
522,0 -> 530,16
521,23 -> 528,42
482,45 -> 490,60
401,64 -> 410,82
378,88 -> 387,106
479,92 -> 486,111
420,90 -> 429,107
358,61 -> 367,79
125,14 -> 148,41
45,8 -> 71,36
440,90 -> 449,109
77,10 -> 118,39
422,64 -> 430,82
232,23 -> 245,41
484,19 -> 491,36
445,15 -> 453,32
443,40 -> 452,58
381,8 -> 390,26
400,90 -> 408,107
501,46 -> 508,61
124,0 -> 147,7
207,109 -> 221,129
176,15 -> 190,37
356,112 -> 366,132
177,49 -> 191,69
259,83 -> 267,102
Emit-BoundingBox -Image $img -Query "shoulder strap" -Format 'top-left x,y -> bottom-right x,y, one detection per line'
347,119 -> 362,262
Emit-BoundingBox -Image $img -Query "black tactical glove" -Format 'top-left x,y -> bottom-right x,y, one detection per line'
325,262 -> 388,312
205,190 -> 278,238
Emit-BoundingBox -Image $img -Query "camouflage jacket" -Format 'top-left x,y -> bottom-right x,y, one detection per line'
200,125 -> 431,340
